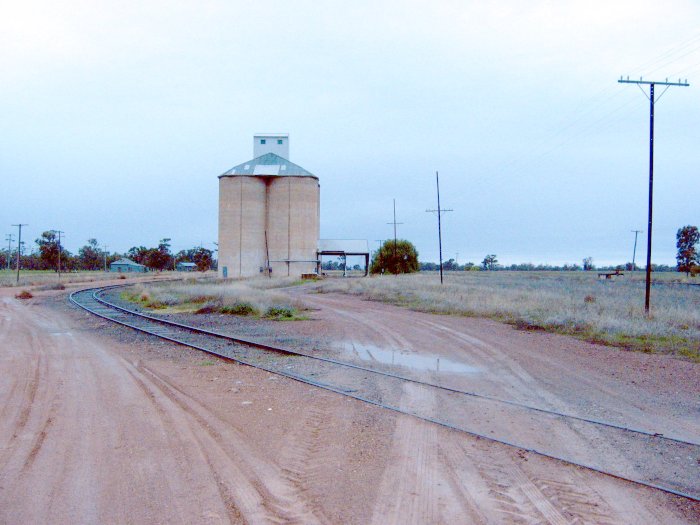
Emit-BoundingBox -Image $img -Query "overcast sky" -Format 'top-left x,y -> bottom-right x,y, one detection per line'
1,1 -> 698,266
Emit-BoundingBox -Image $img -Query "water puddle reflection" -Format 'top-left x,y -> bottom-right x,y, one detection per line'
344,342 -> 478,375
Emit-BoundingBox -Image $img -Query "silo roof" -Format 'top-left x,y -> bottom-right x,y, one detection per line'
219,152 -> 316,178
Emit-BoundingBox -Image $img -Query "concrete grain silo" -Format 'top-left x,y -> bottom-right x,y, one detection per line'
218,135 -> 320,278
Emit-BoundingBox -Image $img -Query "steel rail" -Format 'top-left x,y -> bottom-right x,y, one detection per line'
89,286 -> 699,448
69,285 -> 700,502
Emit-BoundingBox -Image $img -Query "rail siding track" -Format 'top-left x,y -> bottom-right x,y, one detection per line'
70,284 -> 700,502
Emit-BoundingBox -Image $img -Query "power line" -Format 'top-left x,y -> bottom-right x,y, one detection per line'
493,33 -> 700,183
618,76 -> 690,314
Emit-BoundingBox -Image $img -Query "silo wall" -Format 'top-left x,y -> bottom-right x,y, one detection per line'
266,176 -> 320,277
218,176 -> 267,278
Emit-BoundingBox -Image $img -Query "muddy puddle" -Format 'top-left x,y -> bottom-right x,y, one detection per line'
343,342 -> 479,375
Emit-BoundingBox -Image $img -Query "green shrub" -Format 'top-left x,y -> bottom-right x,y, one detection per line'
265,306 -> 295,319
220,302 -> 258,316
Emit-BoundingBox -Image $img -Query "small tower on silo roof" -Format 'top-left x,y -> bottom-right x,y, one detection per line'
218,134 -> 320,279
253,133 -> 289,159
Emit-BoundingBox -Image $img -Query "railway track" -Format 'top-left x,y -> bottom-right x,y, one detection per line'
70,284 -> 700,502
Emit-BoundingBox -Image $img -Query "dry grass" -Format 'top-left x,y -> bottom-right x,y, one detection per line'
0,270 -> 112,287
0,269 -> 215,288
124,278 -> 308,320
313,272 -> 700,358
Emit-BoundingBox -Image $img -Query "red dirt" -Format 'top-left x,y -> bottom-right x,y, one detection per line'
0,281 -> 698,524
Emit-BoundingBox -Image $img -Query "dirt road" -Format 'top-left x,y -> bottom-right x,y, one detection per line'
0,284 -> 697,524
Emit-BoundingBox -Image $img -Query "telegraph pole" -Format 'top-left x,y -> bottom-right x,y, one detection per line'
631,230 -> 642,271
387,199 -> 403,275
103,244 -> 109,272
426,171 -> 453,284
12,224 -> 27,284
5,234 -> 14,270
619,76 -> 689,313
51,230 -> 65,280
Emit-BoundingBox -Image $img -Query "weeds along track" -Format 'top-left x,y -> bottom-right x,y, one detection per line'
70,285 -> 700,502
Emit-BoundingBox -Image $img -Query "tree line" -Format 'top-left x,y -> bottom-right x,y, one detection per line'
0,234 -> 215,273
3,226 -> 696,276
374,226 -> 698,275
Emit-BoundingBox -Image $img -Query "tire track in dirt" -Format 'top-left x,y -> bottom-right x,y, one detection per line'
132,361 -> 325,524
370,382 -> 440,525
440,435 -> 619,525
276,404 -> 334,522
0,322 -> 50,474
122,363 -> 240,523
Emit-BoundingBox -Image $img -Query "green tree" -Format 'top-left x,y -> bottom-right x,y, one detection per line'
370,239 -> 419,275
145,238 -> 173,271
35,231 -> 68,271
481,254 -> 498,271
127,246 -> 150,264
582,257 -> 595,271
442,258 -> 458,271
78,238 -> 102,270
192,247 -> 213,271
676,225 -> 699,276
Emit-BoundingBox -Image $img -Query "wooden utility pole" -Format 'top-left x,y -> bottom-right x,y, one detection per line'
618,76 -> 689,313
51,230 -> 65,280
387,199 -> 403,274
12,224 -> 27,283
631,230 -> 642,270
5,234 -> 14,270
426,171 -> 453,284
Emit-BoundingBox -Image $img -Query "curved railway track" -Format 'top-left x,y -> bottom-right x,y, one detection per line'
70,284 -> 700,502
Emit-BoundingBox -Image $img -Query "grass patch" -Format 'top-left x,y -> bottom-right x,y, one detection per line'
122,278 -> 310,320
198,359 -> 217,366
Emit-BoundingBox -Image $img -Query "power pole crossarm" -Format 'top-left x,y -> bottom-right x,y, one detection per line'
618,77 -> 689,87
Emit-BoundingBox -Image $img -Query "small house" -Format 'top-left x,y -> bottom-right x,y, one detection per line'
110,258 -> 147,273
176,261 -> 197,272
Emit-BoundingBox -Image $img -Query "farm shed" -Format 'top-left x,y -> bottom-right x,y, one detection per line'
218,134 -> 320,278
110,258 -> 147,273
176,262 -> 197,272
